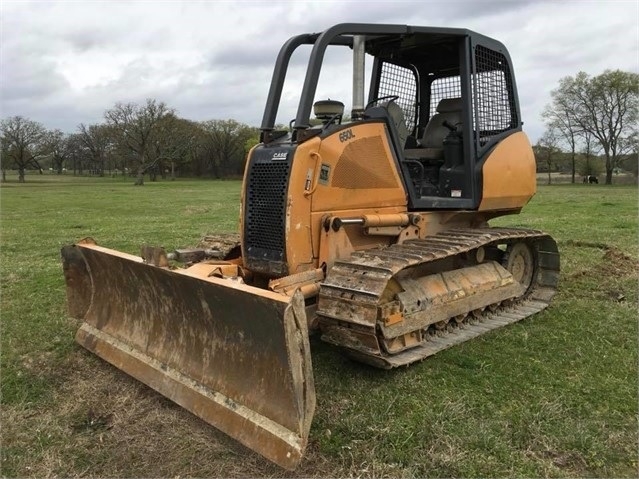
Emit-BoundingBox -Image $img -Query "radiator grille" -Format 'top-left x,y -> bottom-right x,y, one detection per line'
246,160 -> 290,254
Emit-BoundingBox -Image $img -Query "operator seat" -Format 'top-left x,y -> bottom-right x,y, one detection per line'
404,97 -> 462,161
364,99 -> 409,150
382,100 -> 409,148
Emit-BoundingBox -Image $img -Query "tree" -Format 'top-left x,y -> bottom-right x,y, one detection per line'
44,129 -> 70,174
77,123 -> 114,176
578,129 -> 601,177
146,115 -> 200,181
245,132 -> 261,153
66,133 -> 89,176
548,70 -> 639,184
617,132 -> 638,178
0,116 -> 49,182
104,99 -> 173,185
542,97 -> 580,183
619,151 -> 638,178
200,120 -> 258,178
534,129 -> 561,185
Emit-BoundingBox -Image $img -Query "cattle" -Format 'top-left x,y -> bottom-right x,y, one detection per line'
583,175 -> 599,184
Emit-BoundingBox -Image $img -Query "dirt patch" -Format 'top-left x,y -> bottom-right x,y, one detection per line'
196,232 -> 241,259
532,449 -> 589,475
563,239 -> 611,250
567,246 -> 638,305
183,205 -> 210,215
570,246 -> 639,279
599,248 -> 639,276
197,232 -> 240,249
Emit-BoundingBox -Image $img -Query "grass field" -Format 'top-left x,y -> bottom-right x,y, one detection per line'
2,174 -> 637,478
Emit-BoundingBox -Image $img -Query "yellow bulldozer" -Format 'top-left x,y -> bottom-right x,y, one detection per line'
62,24 -> 559,469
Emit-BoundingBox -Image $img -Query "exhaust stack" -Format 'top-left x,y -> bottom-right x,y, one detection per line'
352,35 -> 365,119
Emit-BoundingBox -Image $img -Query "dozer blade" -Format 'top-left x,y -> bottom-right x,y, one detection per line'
61,241 -> 315,470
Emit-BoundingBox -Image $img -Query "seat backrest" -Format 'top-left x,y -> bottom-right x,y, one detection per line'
364,99 -> 409,149
381,100 -> 409,148
420,98 -> 462,149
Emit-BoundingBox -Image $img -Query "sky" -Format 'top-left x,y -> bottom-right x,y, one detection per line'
1,0 -> 637,143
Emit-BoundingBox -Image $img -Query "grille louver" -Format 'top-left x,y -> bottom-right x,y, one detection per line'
244,147 -> 293,276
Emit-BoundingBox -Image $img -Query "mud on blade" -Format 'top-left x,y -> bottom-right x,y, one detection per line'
61,242 -> 315,470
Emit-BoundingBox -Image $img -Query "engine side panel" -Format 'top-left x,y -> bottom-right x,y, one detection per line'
311,122 -> 407,212
283,137 -> 323,274
478,131 -> 537,211
255,122 -> 410,276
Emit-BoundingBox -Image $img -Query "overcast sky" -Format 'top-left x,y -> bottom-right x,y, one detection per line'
1,0 -> 637,142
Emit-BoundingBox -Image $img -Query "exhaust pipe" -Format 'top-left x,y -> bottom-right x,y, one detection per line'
351,35 -> 365,119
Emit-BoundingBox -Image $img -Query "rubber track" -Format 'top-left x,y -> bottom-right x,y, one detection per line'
318,227 -> 560,368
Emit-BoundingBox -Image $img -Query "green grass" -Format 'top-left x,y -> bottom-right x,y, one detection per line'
1,174 -> 637,477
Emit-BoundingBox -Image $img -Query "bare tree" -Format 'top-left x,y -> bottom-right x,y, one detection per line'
104,99 -> 173,185
534,129 -> 561,185
65,133 -> 88,175
549,70 -> 639,184
77,123 -> 114,176
543,98 -> 580,183
44,129 -> 70,174
0,116 -> 49,182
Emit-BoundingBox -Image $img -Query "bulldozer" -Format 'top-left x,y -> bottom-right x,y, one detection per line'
61,23 -> 559,470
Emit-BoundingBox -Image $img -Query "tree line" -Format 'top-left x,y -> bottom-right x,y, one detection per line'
537,69 -> 638,185
0,99 -> 260,184
2,70 -> 637,185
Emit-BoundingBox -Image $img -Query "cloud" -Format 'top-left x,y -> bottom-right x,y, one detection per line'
0,0 -> 637,143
